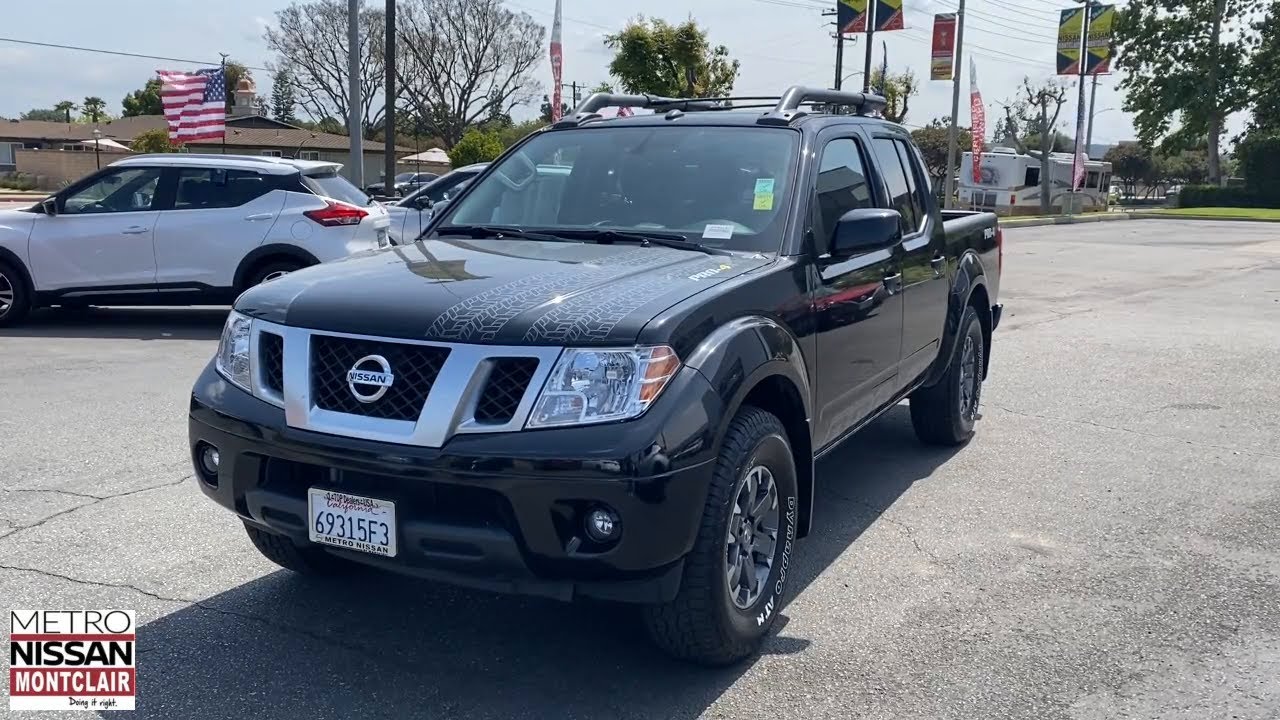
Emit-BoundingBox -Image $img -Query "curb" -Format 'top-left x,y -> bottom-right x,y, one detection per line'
1001,212 -> 1280,227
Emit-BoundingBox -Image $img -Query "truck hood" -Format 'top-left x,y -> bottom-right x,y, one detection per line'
235,238 -> 770,345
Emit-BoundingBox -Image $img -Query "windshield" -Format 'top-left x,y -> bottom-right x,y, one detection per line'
435,126 -> 799,252
303,172 -> 371,206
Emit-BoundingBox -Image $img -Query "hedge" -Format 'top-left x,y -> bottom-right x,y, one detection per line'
1176,185 -> 1280,209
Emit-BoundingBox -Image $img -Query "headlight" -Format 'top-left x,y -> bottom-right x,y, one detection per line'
215,310 -> 253,392
528,346 -> 681,428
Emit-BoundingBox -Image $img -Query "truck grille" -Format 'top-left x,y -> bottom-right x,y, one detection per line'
259,331 -> 284,394
310,335 -> 450,421
474,358 -> 539,424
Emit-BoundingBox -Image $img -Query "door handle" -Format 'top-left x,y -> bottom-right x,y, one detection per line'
121,226 -> 150,235
244,213 -> 275,221
931,254 -> 947,275
882,273 -> 902,294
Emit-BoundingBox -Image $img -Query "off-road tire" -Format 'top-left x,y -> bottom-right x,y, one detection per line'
246,260 -> 304,288
0,260 -> 31,328
642,405 -> 799,666
244,523 -> 355,575
910,305 -> 985,446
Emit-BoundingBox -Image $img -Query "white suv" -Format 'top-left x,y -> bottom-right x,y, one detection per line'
0,154 -> 390,326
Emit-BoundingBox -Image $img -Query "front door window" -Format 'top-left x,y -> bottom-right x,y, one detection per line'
62,168 -> 161,214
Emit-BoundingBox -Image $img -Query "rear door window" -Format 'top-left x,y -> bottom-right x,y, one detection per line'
893,139 -> 928,232
870,137 -> 919,234
173,168 -> 271,209
303,172 -> 370,206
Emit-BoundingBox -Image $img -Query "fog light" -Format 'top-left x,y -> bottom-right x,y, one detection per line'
199,444 -> 220,476
584,507 -> 620,542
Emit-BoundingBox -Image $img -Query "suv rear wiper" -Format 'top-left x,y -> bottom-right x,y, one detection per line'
435,225 -> 584,244
552,228 -> 731,256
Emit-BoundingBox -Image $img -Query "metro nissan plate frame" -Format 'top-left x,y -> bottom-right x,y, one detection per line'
307,488 -> 398,558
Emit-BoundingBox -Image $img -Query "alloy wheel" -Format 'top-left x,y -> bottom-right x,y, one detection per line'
959,335 -> 981,421
0,272 -> 13,318
261,270 -> 291,283
725,464 -> 781,610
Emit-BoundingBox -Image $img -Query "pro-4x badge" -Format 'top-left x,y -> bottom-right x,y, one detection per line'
688,263 -> 733,281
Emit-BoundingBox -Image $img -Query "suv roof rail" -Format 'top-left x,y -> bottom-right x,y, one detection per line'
556,85 -> 890,128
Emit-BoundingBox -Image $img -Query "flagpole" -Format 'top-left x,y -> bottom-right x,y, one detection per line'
1069,0 -> 1094,216
943,0 -> 967,209
862,2 -> 876,94
219,53 -> 228,155
347,0 -> 364,187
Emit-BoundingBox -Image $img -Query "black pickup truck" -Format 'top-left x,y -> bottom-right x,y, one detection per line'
189,86 -> 1002,665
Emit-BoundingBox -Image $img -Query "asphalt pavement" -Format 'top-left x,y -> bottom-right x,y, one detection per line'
1,220 -> 1278,719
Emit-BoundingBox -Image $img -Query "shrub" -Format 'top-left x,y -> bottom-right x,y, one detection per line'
1175,185 -> 1280,209
447,129 -> 505,168
1236,134 -> 1280,200
0,173 -> 37,191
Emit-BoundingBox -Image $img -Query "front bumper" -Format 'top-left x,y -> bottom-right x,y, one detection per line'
188,363 -> 724,603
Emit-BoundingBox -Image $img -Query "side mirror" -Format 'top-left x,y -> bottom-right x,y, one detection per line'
40,197 -> 58,216
830,208 -> 902,258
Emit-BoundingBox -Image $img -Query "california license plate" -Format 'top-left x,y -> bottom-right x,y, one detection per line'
307,489 -> 397,557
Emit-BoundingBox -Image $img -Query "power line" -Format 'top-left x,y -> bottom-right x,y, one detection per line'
0,36 -> 270,72
984,0 -> 1061,22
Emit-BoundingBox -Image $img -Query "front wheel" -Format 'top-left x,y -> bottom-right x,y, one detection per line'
642,405 -> 799,666
910,305 -> 985,446
0,261 -> 31,327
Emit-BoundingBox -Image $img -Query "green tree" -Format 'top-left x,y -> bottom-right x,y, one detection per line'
910,117 -> 973,190
448,128 -> 504,167
1024,131 -> 1074,154
1113,0 -> 1263,185
130,128 -> 176,153
1103,143 -> 1154,197
604,17 -> 739,97
1246,5 -> 1280,135
54,101 -> 77,123
499,119 -> 547,148
81,96 -> 108,123
868,68 -> 918,125
999,77 -> 1069,213
19,108 -> 65,122
122,79 -> 164,117
270,69 -> 298,123
540,95 -> 569,123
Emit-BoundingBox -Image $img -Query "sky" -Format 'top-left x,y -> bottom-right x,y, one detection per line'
0,0 -> 1238,150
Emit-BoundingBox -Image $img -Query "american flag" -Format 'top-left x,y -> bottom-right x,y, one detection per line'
969,59 -> 986,183
549,0 -> 564,122
157,67 -> 226,143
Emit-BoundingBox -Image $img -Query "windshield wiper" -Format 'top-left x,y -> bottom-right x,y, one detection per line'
436,225 -> 584,244
551,228 -> 731,256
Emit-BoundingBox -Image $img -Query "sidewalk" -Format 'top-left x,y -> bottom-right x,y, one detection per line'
1001,209 -> 1280,228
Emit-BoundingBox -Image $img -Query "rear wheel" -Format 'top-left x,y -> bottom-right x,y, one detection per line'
247,260 -> 306,288
0,261 -> 31,327
243,523 -> 356,575
642,405 -> 799,666
910,305 -> 985,446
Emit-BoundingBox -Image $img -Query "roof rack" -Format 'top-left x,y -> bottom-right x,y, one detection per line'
554,85 -> 889,128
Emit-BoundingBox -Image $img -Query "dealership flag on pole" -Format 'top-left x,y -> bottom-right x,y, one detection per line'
970,59 -> 985,183
550,0 -> 564,122
157,67 -> 226,143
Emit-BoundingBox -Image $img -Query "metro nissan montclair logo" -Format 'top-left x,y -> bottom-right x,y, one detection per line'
8,610 -> 136,711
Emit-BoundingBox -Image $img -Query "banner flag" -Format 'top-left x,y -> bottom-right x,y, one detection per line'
1058,5 -> 1115,75
970,59 -> 986,183
550,0 -> 564,121
874,0 -> 904,32
837,0 -> 869,34
931,14 -> 957,81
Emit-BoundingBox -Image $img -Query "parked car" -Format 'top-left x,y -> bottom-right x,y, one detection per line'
365,171 -> 438,198
384,163 -> 488,245
188,86 -> 1002,665
0,154 -> 390,326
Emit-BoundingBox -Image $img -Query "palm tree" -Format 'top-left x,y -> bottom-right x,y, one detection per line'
53,100 -> 76,124
81,97 -> 106,124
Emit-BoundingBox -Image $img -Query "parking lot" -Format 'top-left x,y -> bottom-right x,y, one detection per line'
1,219 -> 1278,719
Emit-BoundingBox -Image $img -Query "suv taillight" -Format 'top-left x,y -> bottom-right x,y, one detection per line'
303,200 -> 367,227
996,227 -> 1004,276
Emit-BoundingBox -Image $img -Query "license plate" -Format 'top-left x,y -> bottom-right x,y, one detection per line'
307,489 -> 397,557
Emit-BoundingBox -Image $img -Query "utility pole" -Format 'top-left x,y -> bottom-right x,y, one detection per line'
943,0 -> 967,209
1084,73 -> 1099,151
347,0 -> 364,187
1069,0 -> 1093,214
822,10 -> 845,90
862,4 -> 877,94
384,0 -> 396,192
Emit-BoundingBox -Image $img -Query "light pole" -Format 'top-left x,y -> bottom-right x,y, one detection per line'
1087,106 -> 1115,151
92,128 -> 101,169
